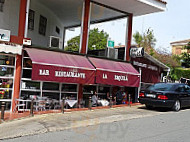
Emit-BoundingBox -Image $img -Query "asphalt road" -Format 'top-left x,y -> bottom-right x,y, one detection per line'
2,108 -> 190,142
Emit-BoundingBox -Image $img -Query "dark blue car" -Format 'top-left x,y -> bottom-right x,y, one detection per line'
139,83 -> 190,111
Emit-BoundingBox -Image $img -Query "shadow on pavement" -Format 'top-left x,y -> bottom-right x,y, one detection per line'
137,105 -> 172,112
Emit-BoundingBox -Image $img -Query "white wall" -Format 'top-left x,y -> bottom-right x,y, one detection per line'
28,0 -> 64,49
0,0 -> 20,36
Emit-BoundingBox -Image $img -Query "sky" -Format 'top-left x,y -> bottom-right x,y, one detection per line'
65,0 -> 190,54
132,0 -> 190,53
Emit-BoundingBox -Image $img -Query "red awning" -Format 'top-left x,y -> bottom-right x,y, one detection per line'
88,57 -> 140,87
25,48 -> 95,84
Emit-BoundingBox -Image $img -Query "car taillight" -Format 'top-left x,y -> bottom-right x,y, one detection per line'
157,95 -> 168,100
139,93 -> 145,97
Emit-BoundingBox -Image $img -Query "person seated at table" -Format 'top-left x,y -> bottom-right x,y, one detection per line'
92,91 -> 98,107
116,88 -> 123,105
70,95 -> 76,100
106,92 -> 111,102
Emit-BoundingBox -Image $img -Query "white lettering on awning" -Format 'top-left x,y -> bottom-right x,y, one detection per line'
103,73 -> 107,79
114,75 -> 128,81
55,71 -> 86,79
39,69 -> 49,76
133,61 -> 158,71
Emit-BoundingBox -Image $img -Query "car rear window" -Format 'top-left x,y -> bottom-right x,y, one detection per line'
148,83 -> 174,91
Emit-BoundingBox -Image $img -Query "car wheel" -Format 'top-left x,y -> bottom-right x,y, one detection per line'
145,104 -> 153,109
172,100 -> 180,112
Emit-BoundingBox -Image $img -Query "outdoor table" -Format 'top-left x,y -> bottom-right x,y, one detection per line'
34,100 -> 46,111
65,100 -> 77,108
98,100 -> 109,106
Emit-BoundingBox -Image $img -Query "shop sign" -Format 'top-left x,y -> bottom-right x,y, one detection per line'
133,61 -> 158,71
0,29 -> 10,42
55,71 -> 86,79
103,73 -> 128,81
32,64 -> 95,84
23,38 -> 32,46
114,75 -> 128,81
130,47 -> 144,58
96,70 -> 140,87
39,69 -> 86,79
0,42 -> 22,55
107,40 -> 114,48
39,69 -> 49,76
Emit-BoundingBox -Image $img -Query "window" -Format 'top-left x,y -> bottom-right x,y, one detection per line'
43,82 -> 59,91
62,84 -> 77,92
56,26 -> 60,35
0,55 -> 15,66
148,83 -> 174,91
21,80 -> 40,90
39,15 -> 47,36
22,69 -> 32,79
0,54 -> 15,102
28,9 -> 35,30
176,85 -> 185,92
0,0 -> 5,12
185,85 -> 190,93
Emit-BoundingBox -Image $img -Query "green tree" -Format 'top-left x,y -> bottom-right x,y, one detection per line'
133,31 -> 143,47
65,36 -> 80,52
145,28 -> 157,48
133,28 -> 156,55
65,28 -> 109,52
88,28 -> 109,50
181,42 -> 190,67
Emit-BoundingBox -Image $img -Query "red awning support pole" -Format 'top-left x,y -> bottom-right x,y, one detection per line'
80,0 -> 91,54
125,14 -> 133,62
11,0 -> 27,112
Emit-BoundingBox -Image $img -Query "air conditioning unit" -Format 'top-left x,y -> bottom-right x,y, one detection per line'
107,47 -> 118,59
49,36 -> 61,48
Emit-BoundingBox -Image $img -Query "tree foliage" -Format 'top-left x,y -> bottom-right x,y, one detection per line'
181,42 -> 190,68
88,28 -> 109,50
133,29 -> 180,68
172,67 -> 190,80
65,36 -> 80,52
133,31 -> 143,47
133,28 -> 156,54
64,28 -> 109,52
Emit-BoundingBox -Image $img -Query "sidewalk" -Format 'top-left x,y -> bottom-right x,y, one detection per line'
0,104 -> 171,140
0,103 -> 140,121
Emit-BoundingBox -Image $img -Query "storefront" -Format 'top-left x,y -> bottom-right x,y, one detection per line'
0,0 -> 167,112
131,52 -> 170,89
0,41 -> 22,111
88,57 -> 140,104
17,47 -> 140,109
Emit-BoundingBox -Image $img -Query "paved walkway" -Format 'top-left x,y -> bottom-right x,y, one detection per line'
0,104 -> 139,121
0,104 -> 174,140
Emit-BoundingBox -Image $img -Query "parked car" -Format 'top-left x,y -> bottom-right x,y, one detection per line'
139,83 -> 190,111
